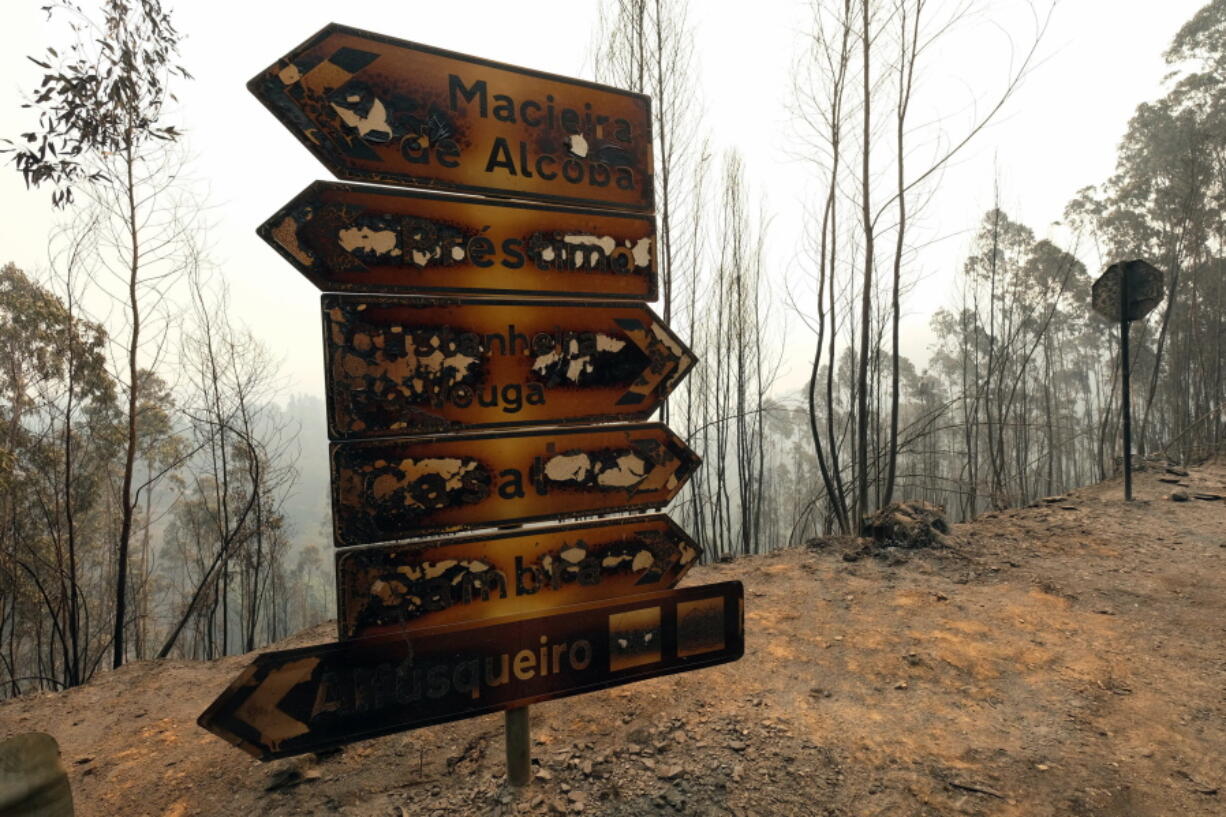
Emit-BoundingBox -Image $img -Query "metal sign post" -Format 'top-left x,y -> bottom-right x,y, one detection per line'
1092,259 -> 1165,502
200,22 -> 742,789
1119,273 -> 1133,501
504,707 -> 531,786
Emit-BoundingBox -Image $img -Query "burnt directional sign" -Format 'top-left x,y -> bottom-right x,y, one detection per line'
336,515 -> 700,638
219,25 -> 735,785
249,24 -> 653,211
330,422 -> 699,546
199,581 -> 743,761
1092,259 -> 1164,322
323,294 -> 694,438
261,182 -> 657,300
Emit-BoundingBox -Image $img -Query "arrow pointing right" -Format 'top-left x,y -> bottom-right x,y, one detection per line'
335,515 -> 701,638
322,295 -> 697,439
613,316 -> 694,409
331,422 -> 701,546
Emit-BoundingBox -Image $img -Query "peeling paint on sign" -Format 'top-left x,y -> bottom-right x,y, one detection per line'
335,516 -> 701,636
595,453 -> 649,487
331,423 -> 700,544
330,93 -> 392,141
530,332 -> 628,384
322,296 -> 695,438
338,226 -> 400,257
199,582 -> 744,761
248,24 -> 654,211
259,181 -> 659,299
566,133 -> 590,158
543,452 -> 591,482
369,457 -> 479,507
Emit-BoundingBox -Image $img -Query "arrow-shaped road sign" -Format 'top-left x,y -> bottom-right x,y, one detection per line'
335,515 -> 700,638
260,181 -> 657,300
200,581 -> 743,761
323,294 -> 695,438
330,422 -> 699,546
249,24 -> 653,211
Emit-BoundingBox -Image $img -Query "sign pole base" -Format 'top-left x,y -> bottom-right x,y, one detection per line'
505,706 -> 531,787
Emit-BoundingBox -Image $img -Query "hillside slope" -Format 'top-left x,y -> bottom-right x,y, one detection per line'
2,461 -> 1224,817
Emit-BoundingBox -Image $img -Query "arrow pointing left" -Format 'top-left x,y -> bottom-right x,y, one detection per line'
199,581 -> 743,761
248,24 -> 654,211
259,181 -> 658,300
198,657 -> 319,758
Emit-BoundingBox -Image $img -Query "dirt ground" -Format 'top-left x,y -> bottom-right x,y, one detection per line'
2,460 -> 1224,817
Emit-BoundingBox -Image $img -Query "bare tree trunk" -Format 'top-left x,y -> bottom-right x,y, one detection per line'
883,0 -> 922,506
113,139 -> 141,670
855,0 -> 875,524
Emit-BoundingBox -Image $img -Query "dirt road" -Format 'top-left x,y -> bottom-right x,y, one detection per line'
2,461 -> 1223,816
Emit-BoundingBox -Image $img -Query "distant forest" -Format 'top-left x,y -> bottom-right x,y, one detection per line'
2,0 -> 1225,697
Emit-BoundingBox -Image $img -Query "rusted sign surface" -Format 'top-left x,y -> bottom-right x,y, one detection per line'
1092,259 -> 1165,322
249,24 -> 653,211
199,581 -> 743,761
335,515 -> 699,638
330,422 -> 699,546
322,294 -> 694,438
261,182 -> 657,300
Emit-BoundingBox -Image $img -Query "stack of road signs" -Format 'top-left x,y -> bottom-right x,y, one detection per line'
199,23 -> 743,766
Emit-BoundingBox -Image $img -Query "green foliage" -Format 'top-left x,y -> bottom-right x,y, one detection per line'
1065,0 -> 1226,461
0,262 -> 109,400
0,262 -> 123,690
1167,0 -> 1226,69
0,262 -> 314,687
1,0 -> 190,207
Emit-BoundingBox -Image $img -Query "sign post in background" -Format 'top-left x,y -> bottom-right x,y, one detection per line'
1092,259 -> 1164,502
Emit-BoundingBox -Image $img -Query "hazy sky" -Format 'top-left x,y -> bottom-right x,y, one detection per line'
0,0 -> 1210,398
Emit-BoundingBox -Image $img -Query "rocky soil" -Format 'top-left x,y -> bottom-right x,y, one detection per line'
2,460 -> 1224,816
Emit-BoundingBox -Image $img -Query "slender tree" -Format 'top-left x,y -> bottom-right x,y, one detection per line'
3,0 -> 191,669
